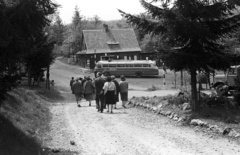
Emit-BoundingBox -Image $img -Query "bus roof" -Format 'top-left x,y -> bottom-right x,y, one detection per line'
97,60 -> 155,64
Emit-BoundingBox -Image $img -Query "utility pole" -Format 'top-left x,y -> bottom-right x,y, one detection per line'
181,70 -> 183,87
162,62 -> 166,89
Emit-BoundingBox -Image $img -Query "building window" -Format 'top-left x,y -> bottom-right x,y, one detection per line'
134,55 -> 137,60
128,55 -> 134,60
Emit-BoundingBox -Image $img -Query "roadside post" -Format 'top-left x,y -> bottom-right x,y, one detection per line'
162,73 -> 166,90
163,63 -> 166,89
174,71 -> 177,88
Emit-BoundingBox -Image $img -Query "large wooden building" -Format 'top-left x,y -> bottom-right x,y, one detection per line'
76,24 -> 142,69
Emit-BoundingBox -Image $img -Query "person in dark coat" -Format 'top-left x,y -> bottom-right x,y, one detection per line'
119,75 -> 129,108
94,72 -> 105,112
72,78 -> 83,107
82,76 -> 87,86
83,77 -> 95,106
101,71 -> 107,81
111,75 -> 120,109
70,77 -> 75,94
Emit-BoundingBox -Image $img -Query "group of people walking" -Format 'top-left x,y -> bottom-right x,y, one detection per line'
70,76 -> 95,107
70,72 -> 129,114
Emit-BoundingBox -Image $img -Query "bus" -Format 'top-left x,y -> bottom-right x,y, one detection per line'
94,60 -> 159,77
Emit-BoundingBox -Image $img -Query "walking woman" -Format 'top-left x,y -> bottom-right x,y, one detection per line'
83,77 -> 95,106
103,76 -> 116,113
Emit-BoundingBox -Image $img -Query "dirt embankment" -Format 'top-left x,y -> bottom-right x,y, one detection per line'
0,86 -> 53,155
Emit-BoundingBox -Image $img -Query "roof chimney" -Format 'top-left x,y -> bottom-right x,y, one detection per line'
103,24 -> 109,32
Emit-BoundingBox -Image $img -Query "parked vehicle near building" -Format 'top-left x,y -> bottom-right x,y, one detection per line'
94,60 -> 159,77
213,65 -> 240,96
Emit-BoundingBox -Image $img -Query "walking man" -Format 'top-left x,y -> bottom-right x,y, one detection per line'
119,75 -> 128,108
72,78 -> 83,107
95,72 -> 105,112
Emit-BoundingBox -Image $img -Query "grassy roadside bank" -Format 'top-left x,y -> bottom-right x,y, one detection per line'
0,83 -> 64,155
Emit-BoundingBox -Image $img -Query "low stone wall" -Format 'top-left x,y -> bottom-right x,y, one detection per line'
129,96 -> 240,139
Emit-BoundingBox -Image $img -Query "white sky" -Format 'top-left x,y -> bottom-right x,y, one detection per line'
53,0 -> 146,24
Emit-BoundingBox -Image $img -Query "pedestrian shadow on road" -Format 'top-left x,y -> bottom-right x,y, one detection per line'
102,109 -> 128,114
104,111 -> 127,114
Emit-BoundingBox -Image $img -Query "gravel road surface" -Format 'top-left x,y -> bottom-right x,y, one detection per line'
43,60 -> 240,155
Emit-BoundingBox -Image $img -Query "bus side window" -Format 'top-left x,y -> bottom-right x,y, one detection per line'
134,64 -> 142,67
97,64 -> 102,68
117,64 -> 125,67
143,64 -> 150,67
126,64 -> 133,67
109,64 -> 116,67
103,64 -> 108,68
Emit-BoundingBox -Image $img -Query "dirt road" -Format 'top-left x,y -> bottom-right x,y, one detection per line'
44,60 -> 240,155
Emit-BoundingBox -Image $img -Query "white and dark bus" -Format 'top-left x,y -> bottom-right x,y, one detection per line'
94,60 -> 159,77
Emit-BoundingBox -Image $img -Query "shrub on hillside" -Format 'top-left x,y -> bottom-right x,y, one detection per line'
168,91 -> 191,106
147,85 -> 160,91
131,91 -> 191,108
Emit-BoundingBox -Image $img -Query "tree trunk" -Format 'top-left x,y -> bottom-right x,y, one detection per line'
27,65 -> 32,86
174,71 -> 177,88
190,68 -> 198,111
46,66 -> 50,90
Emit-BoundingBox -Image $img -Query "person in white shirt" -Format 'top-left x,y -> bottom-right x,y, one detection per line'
103,76 -> 116,113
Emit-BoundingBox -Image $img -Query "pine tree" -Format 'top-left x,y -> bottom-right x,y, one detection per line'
71,6 -> 84,55
0,0 -> 57,103
53,14 -> 64,46
119,0 -> 240,111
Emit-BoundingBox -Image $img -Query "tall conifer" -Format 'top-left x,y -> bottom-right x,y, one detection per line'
119,0 -> 240,111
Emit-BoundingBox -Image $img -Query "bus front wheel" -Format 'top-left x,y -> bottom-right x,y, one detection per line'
135,72 -> 142,78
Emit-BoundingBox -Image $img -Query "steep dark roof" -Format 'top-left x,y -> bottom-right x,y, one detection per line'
77,29 -> 141,54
